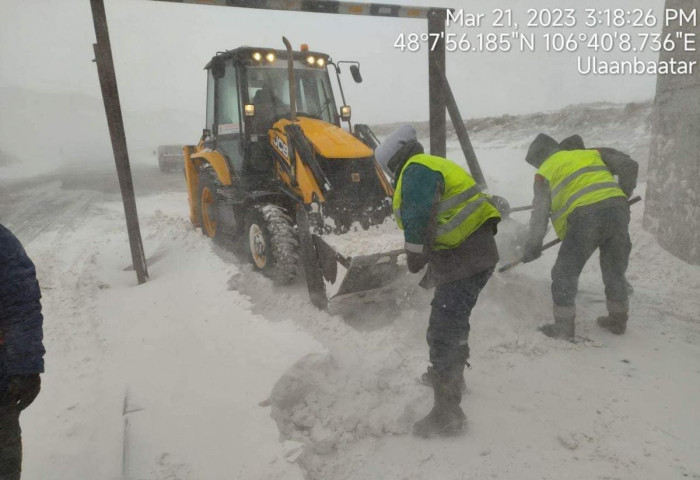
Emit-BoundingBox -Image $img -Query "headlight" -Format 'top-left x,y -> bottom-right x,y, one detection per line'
266,52 -> 276,62
306,55 -> 315,65
252,52 -> 262,61
317,58 -> 326,67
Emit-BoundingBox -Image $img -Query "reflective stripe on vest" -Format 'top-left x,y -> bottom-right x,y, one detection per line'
550,165 -> 609,198
436,184 -> 482,214
550,181 -> 621,222
538,150 -> 626,239
393,154 -> 500,251
397,184 -> 482,221
436,197 -> 487,236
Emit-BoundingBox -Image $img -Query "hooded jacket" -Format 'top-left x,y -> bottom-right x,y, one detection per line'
0,224 -> 45,392
376,126 -> 499,288
525,134 -> 638,250
560,135 -> 638,197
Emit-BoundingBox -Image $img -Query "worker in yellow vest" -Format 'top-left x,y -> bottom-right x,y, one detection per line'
375,125 -> 501,437
522,133 -> 638,340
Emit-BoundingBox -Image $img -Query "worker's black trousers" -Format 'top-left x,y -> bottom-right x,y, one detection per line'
551,203 -> 631,309
427,268 -> 493,378
0,393 -> 21,480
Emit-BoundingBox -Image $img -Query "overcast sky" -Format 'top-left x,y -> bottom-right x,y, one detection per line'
1,0 -> 665,115
0,0 -> 665,164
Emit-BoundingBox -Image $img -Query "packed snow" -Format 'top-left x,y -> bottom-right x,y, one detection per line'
321,219 -> 404,259
1,103 -> 699,480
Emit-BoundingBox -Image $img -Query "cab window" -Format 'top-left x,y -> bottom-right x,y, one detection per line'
214,63 -> 243,174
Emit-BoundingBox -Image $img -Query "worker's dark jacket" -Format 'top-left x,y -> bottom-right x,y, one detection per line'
525,135 -> 639,252
397,163 -> 499,289
0,224 -> 45,392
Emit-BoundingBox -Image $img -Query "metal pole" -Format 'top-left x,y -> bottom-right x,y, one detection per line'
427,8 -> 446,157
90,0 -> 149,284
282,36 -> 298,122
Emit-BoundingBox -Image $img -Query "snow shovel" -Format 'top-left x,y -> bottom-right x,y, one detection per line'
498,195 -> 642,273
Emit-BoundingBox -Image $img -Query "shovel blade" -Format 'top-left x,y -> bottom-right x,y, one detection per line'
494,217 -> 529,266
331,249 -> 406,301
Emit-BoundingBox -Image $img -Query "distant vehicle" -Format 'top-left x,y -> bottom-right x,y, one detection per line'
157,145 -> 184,172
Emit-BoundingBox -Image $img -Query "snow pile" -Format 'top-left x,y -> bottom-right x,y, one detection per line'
269,352 -> 413,452
320,217 -> 404,258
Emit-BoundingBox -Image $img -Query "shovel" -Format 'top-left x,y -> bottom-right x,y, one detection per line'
498,195 -> 642,273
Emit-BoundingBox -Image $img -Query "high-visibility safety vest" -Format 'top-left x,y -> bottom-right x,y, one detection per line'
538,149 -> 626,239
393,154 -> 501,252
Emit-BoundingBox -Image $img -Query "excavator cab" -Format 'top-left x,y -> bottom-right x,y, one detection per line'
183,41 -> 403,310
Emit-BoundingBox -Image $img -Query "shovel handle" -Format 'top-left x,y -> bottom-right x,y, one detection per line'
498,195 -> 642,273
509,205 -> 533,213
497,237 -> 561,273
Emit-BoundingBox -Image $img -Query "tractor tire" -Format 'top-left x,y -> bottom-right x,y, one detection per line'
245,204 -> 299,284
198,167 -> 222,239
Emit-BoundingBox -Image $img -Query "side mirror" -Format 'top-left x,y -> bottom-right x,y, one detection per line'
349,64 -> 362,83
340,105 -> 351,121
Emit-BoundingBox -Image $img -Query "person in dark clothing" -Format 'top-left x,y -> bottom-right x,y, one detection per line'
0,223 -> 45,480
522,134 -> 638,340
251,87 -> 276,134
375,125 -> 501,437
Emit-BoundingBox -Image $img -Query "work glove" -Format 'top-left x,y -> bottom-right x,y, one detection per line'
489,195 -> 510,218
7,374 -> 41,411
406,250 -> 428,273
522,244 -> 542,263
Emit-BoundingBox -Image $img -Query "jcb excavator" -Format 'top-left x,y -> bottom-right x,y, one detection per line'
183,38 -> 404,309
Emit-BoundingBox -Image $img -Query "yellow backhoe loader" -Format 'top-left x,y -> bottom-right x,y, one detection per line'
183,38 -> 404,309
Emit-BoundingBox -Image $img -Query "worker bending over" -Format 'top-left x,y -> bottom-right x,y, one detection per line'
375,125 -> 501,438
522,133 -> 638,340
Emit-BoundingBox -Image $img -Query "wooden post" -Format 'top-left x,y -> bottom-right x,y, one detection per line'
90,0 -> 149,284
427,8 -> 447,157
434,64 -> 487,188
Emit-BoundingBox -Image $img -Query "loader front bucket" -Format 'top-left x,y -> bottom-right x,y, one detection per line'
330,248 -> 406,305
312,232 -> 406,307
297,208 -> 407,310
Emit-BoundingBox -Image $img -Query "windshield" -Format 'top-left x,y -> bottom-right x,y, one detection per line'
246,64 -> 336,132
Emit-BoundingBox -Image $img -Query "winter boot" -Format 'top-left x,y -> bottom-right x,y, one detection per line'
420,366 -> 467,393
597,301 -> 628,334
539,305 -> 576,341
413,370 -> 466,438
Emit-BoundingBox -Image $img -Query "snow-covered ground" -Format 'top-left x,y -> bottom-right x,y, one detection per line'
1,103 -> 699,479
